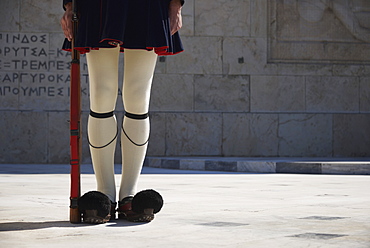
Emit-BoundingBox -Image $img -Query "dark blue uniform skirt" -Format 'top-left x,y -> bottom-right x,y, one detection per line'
62,0 -> 183,55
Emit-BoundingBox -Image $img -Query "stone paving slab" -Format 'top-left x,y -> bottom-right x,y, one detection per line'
145,157 -> 370,175
0,165 -> 369,248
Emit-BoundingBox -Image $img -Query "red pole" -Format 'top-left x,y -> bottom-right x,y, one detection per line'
69,0 -> 82,224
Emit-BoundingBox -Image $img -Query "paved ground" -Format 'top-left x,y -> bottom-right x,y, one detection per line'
0,164 -> 369,248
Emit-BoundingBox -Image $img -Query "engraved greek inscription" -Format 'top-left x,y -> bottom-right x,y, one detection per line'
0,32 -> 89,107
1,72 -> 71,84
3,33 -> 48,44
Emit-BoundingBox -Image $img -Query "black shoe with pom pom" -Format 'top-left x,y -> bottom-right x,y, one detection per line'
78,191 -> 116,224
117,189 -> 163,222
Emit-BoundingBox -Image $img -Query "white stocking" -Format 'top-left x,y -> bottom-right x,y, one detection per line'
86,46 -> 120,203
119,49 -> 158,201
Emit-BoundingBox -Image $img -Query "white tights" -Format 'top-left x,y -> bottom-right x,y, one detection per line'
86,46 -> 158,202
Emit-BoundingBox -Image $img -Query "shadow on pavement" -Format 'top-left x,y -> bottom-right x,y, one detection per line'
0,219 -> 149,232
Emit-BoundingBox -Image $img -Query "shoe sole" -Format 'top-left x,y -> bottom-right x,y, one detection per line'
119,208 -> 154,222
83,210 -> 110,224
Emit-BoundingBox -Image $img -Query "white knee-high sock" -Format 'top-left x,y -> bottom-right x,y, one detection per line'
119,49 -> 158,200
86,47 -> 120,203
88,114 -> 118,202
119,115 -> 150,199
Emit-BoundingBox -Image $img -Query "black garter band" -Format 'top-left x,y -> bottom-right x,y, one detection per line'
90,110 -> 114,119
88,110 -> 118,149
124,112 -> 148,120
122,112 -> 150,147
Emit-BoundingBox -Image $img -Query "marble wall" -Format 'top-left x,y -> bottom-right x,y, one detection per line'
0,0 -> 369,163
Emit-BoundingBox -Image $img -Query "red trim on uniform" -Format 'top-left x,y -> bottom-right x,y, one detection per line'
63,39 -> 183,56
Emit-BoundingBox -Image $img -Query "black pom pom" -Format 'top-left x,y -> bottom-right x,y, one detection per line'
78,191 -> 111,218
131,189 -> 164,214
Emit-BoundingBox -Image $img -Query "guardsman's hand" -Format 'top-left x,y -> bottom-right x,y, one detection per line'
169,0 -> 183,35
60,2 -> 73,41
